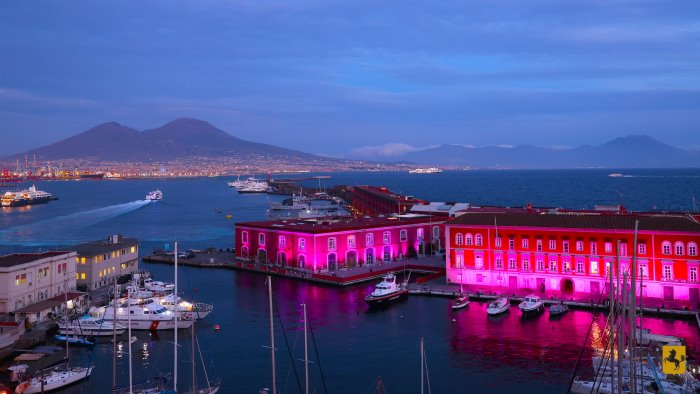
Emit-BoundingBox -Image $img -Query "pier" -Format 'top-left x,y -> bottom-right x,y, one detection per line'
143,249 -> 445,286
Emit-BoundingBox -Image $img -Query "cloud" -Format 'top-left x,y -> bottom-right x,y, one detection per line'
350,143 -> 421,159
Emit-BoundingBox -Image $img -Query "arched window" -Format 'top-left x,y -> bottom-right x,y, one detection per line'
258,233 -> 265,246
662,241 -> 671,255
689,242 -> 698,256
298,255 -> 306,268
456,233 -> 463,245
465,233 -> 473,246
675,241 -> 684,255
241,231 -> 248,243
475,234 -> 483,246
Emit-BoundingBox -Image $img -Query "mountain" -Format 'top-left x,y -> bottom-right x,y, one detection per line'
5,118 -> 321,162
401,135 -> 700,168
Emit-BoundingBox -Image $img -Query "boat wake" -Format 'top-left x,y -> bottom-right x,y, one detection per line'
0,200 -> 150,245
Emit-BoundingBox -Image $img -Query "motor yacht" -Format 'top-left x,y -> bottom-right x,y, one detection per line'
364,273 -> 408,306
486,297 -> 510,315
58,315 -> 126,337
90,300 -> 194,330
146,189 -> 163,201
518,295 -> 544,316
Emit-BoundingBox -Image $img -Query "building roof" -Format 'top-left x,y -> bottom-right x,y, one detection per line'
13,292 -> 86,314
447,212 -> 700,233
237,216 -> 445,234
62,237 -> 138,256
0,252 -> 72,268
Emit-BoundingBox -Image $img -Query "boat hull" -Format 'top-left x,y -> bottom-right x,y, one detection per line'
520,304 -> 545,317
365,289 -> 408,306
1,196 -> 51,207
22,366 -> 93,394
58,327 -> 126,336
486,306 -> 509,315
102,318 -> 194,330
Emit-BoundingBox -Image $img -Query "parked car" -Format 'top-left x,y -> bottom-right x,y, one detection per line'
178,249 -> 195,259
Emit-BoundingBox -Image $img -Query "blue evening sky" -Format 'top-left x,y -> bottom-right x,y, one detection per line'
1,1 -> 699,158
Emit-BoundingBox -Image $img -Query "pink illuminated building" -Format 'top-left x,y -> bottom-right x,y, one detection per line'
446,211 -> 700,304
235,217 -> 446,272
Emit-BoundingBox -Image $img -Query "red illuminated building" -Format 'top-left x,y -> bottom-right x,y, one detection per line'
445,209 -> 700,304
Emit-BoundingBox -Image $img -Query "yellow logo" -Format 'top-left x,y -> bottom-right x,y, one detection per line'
662,345 -> 686,374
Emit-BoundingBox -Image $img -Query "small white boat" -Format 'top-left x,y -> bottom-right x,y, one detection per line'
152,293 -> 214,319
486,297 -> 510,315
146,189 -> 163,201
90,300 -> 194,331
518,295 -> 544,316
365,273 -> 408,306
452,293 -> 470,310
143,278 -> 174,293
608,173 -> 624,177
58,315 -> 126,337
549,303 -> 569,317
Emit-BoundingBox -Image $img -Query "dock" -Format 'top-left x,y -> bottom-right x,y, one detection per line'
143,249 -> 445,287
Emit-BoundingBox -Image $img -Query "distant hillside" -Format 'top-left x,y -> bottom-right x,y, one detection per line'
402,135 -> 700,168
4,118 -> 322,162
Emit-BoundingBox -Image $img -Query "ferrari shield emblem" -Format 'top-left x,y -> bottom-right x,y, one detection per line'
662,345 -> 686,374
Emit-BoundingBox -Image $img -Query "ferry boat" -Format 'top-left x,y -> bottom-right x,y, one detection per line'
608,173 -> 624,177
146,189 -> 163,201
408,167 -> 443,174
486,297 -> 510,315
238,182 -> 269,193
1,185 -> 53,207
518,295 -> 544,316
58,315 -> 126,337
364,273 -> 408,306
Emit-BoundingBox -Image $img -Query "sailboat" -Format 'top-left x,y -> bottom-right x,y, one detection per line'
451,269 -> 469,310
13,285 -> 94,393
419,337 -> 432,394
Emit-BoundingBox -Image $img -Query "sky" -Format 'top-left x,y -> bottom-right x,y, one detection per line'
1,0 -> 699,158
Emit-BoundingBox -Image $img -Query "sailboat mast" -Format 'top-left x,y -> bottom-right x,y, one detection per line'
128,284 -> 133,392
303,303 -> 309,394
112,276 -> 117,390
64,280 -> 69,369
191,317 -> 196,393
420,337 -> 424,394
629,221 -> 639,394
268,276 -> 277,394
608,248 -> 615,394
174,241 -> 179,392
618,272 -> 627,393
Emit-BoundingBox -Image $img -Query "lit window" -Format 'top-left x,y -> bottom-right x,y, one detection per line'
662,241 -> 671,255
576,261 -> 584,273
130,246 -> 136,253
590,261 -> 599,274
80,257 -> 86,264
81,273 -> 86,280
475,255 -> 483,269
638,264 -> 648,278
549,260 -> 557,272
563,261 -> 571,272
348,235 -> 356,248
536,259 -> 544,271
690,267 -> 698,283
455,252 -> 464,268
508,258 -> 516,270
522,258 -> 530,271
576,241 -> 584,251
75,273 -> 79,279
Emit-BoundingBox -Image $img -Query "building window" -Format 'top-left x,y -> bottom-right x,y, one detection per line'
495,237 -> 502,248
662,241 -> 671,255
81,257 -> 86,264
663,265 -> 673,280
383,232 -> 390,244
81,273 -> 86,280
455,253 -> 464,268
548,260 -> 557,272
690,267 -> 698,283
475,255 -> 483,269
522,258 -> 530,271
563,241 -> 569,253
590,261 -> 599,274
620,243 -> 627,256
576,261 -> 584,273
328,237 -> 337,251
259,233 -> 265,246
383,246 -> 391,262
495,256 -> 503,269
563,261 -> 571,272
475,234 -> 483,246
604,242 -> 612,253
242,231 -> 248,243
465,234 -> 473,246
366,233 -> 374,246
400,230 -> 407,242
639,243 -> 646,255
279,236 -> 286,248
456,233 -> 463,246
348,235 -> 356,249
298,238 -> 305,251
432,226 -> 439,238
638,264 -> 648,278
675,242 -> 684,255
536,240 -> 542,252
689,243 -> 698,256
508,258 -> 517,270
522,238 -> 529,249
549,240 -> 556,250
576,240 -> 584,252
508,238 -> 515,251
590,241 -> 597,255
130,246 -> 136,253
536,259 -> 544,271
417,228 -> 424,240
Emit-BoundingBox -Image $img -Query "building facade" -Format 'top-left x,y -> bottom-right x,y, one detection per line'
235,217 -> 446,272
445,212 -> 700,304
0,251 -> 77,314
69,235 -> 139,290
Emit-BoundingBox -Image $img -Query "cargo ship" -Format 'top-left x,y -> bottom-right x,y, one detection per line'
1,185 -> 54,207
